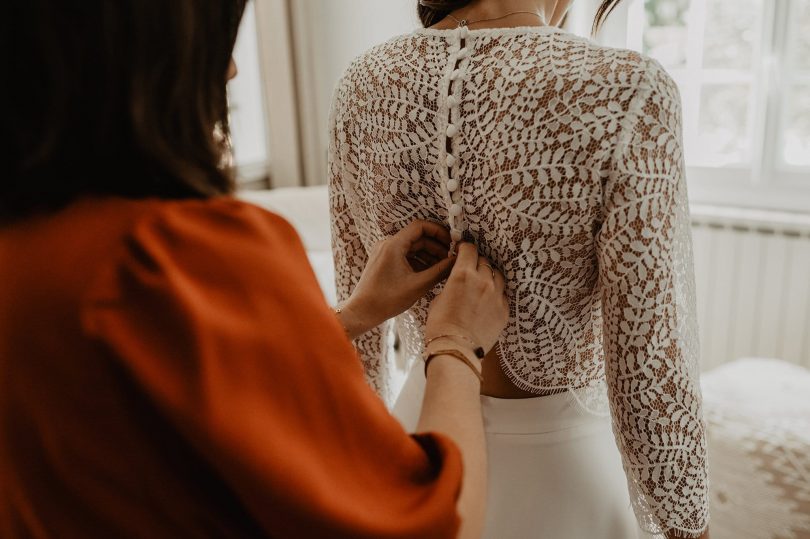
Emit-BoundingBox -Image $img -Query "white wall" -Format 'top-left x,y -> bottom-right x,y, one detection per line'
290,0 -> 420,186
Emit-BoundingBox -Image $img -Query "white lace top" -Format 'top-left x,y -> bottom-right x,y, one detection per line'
328,25 -> 709,538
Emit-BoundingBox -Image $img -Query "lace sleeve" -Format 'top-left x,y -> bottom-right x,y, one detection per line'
597,60 -> 710,538
328,83 -> 392,403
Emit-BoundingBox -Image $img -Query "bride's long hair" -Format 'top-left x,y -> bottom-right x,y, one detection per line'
417,0 -> 622,32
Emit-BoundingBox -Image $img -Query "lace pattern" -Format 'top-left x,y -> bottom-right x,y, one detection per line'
329,25 -> 709,537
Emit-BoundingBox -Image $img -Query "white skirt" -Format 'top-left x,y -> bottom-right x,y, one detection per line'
391,365 -> 643,539
481,393 -> 642,539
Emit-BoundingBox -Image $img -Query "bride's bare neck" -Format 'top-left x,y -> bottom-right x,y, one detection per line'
449,0 -> 572,27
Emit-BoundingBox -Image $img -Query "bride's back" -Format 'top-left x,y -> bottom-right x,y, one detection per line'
329,24 -> 709,536
329,25 -> 688,409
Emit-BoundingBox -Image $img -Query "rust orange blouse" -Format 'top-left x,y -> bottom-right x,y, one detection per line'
0,197 -> 462,538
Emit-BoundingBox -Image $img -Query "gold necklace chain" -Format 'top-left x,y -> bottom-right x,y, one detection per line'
447,10 -> 546,28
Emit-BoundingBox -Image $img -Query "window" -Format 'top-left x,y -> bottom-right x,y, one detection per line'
231,0 -> 421,189
228,0 -> 305,189
234,0 -> 810,205
573,0 -> 810,212
783,0 -> 810,168
228,2 -> 270,186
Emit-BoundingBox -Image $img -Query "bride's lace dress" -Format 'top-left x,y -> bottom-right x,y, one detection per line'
329,25 -> 709,538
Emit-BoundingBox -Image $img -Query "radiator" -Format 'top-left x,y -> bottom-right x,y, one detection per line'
690,205 -> 810,371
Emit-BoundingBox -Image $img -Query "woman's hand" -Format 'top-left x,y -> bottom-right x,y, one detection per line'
425,242 -> 509,356
337,220 -> 455,340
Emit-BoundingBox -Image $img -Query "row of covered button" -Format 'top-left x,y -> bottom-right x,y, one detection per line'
444,25 -> 469,244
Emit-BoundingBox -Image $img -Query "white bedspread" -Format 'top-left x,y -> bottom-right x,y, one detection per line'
702,358 -> 810,539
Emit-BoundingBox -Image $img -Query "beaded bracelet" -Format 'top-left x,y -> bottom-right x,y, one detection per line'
424,349 -> 484,384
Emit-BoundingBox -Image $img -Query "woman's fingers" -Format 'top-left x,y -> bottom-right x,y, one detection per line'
490,264 -> 506,296
407,237 -> 449,272
397,220 -> 452,252
475,258 -> 506,296
395,225 -> 507,301
425,247 -> 509,355
409,237 -> 450,260
398,222 -> 452,273
494,268 -> 506,293
415,220 -> 452,247
413,254 -> 455,291
407,253 -> 438,272
454,242 -> 480,270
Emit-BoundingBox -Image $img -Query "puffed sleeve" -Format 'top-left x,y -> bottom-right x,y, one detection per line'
328,78 -> 394,404
81,199 -> 462,539
597,59 -> 710,537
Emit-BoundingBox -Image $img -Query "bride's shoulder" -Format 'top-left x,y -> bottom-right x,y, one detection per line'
339,33 -> 422,79
329,33 -> 424,116
330,33 -> 419,101
549,33 -> 675,93
602,48 -> 679,107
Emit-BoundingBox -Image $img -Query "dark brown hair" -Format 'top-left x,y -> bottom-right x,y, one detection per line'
4,0 -> 248,220
417,1 -> 623,32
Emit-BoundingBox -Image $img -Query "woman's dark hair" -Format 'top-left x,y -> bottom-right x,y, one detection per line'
417,1 -> 622,32
4,0 -> 248,220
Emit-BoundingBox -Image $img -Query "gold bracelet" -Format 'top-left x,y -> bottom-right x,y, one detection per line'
424,349 -> 484,384
425,334 -> 485,358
